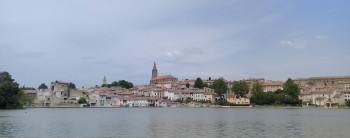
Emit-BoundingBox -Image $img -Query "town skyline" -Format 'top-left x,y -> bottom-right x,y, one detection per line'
1,1 -> 349,88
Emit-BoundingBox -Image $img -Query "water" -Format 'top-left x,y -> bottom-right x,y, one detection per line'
1,108 -> 350,137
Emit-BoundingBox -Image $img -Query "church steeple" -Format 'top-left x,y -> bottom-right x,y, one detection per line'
103,75 -> 107,85
152,61 -> 158,79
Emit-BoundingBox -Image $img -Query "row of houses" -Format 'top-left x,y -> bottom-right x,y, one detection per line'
22,62 -> 350,108
295,76 -> 350,108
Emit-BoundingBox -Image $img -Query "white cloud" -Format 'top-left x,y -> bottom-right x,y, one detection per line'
166,51 -> 181,57
280,40 -> 306,49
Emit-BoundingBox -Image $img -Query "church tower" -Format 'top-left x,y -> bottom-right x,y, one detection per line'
103,75 -> 107,85
152,62 -> 158,79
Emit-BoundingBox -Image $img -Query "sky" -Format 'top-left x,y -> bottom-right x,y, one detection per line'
1,0 -> 349,88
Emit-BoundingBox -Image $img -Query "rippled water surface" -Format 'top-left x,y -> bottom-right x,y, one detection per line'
1,108 -> 350,137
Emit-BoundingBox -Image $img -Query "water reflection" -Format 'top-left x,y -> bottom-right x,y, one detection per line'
1,108 -> 350,137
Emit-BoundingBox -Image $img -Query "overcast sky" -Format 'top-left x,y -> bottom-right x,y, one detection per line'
1,0 -> 349,88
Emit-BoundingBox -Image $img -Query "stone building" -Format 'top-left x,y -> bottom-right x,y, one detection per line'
295,76 -> 350,107
51,81 -> 70,100
263,80 -> 284,92
150,62 -> 178,84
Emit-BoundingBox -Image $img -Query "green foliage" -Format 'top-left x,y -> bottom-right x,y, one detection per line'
20,94 -> 34,106
185,83 -> 190,88
21,86 -> 35,90
78,97 -> 87,104
69,82 -> 76,89
102,80 -> 134,89
251,82 -> 263,95
118,80 -> 133,89
174,99 -> 184,103
346,100 -> 350,107
194,77 -> 204,89
250,78 -> 302,106
0,71 -> 24,109
215,100 -> 230,106
232,80 -> 249,98
110,81 -> 119,87
101,84 -> 108,87
197,99 -> 212,104
38,83 -> 48,89
211,78 -> 228,99
283,78 -> 300,98
185,97 -> 192,104
203,83 -> 209,88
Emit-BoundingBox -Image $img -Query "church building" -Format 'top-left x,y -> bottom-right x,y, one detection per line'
150,62 -> 178,84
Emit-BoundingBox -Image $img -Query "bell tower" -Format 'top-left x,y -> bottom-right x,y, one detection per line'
152,61 -> 158,79
103,75 -> 107,85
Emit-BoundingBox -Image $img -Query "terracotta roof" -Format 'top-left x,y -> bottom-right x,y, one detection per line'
118,96 -> 160,100
24,90 -> 37,94
117,91 -> 132,95
311,91 -> 332,94
152,75 -> 177,80
263,81 -> 284,86
300,92 -> 311,95
295,76 -> 350,80
56,81 -> 68,84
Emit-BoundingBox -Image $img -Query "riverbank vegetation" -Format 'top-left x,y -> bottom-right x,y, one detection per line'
0,71 -> 31,109
250,78 -> 302,106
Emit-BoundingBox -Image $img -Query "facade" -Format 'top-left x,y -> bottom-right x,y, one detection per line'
263,80 -> 284,92
295,76 -> 350,108
226,96 -> 250,105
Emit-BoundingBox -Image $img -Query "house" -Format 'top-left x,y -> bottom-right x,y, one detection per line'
263,80 -> 284,92
226,96 -> 250,105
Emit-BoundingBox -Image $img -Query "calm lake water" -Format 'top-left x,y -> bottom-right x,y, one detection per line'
1,107 -> 350,137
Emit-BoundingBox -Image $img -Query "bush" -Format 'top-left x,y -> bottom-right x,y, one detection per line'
78,97 -> 87,104
215,100 -> 230,106
346,100 -> 350,107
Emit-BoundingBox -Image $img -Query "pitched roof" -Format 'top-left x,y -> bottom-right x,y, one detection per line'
263,81 -> 284,86
151,75 -> 177,80
24,90 -> 37,94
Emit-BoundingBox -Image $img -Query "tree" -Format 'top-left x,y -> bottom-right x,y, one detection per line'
185,83 -> 190,88
194,77 -> 204,89
0,71 -> 24,109
232,80 -> 249,98
251,82 -> 263,95
110,81 -> 119,87
211,78 -> 228,99
283,78 -> 300,99
69,82 -> 76,89
346,100 -> 350,107
203,83 -> 209,88
118,80 -> 133,89
101,84 -> 108,87
185,97 -> 192,104
102,80 -> 134,89
283,78 -> 301,105
38,83 -> 48,89
78,97 -> 87,104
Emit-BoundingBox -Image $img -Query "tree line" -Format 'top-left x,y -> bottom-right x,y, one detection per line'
188,77 -> 302,106
250,78 -> 301,105
101,80 -> 134,89
0,71 -> 29,109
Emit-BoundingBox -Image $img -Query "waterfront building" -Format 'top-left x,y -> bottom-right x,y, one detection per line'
263,80 -> 284,92
226,96 -> 250,105
295,76 -> 350,107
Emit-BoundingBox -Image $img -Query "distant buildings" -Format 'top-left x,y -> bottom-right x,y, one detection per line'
295,76 -> 350,108
23,62 -> 350,108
